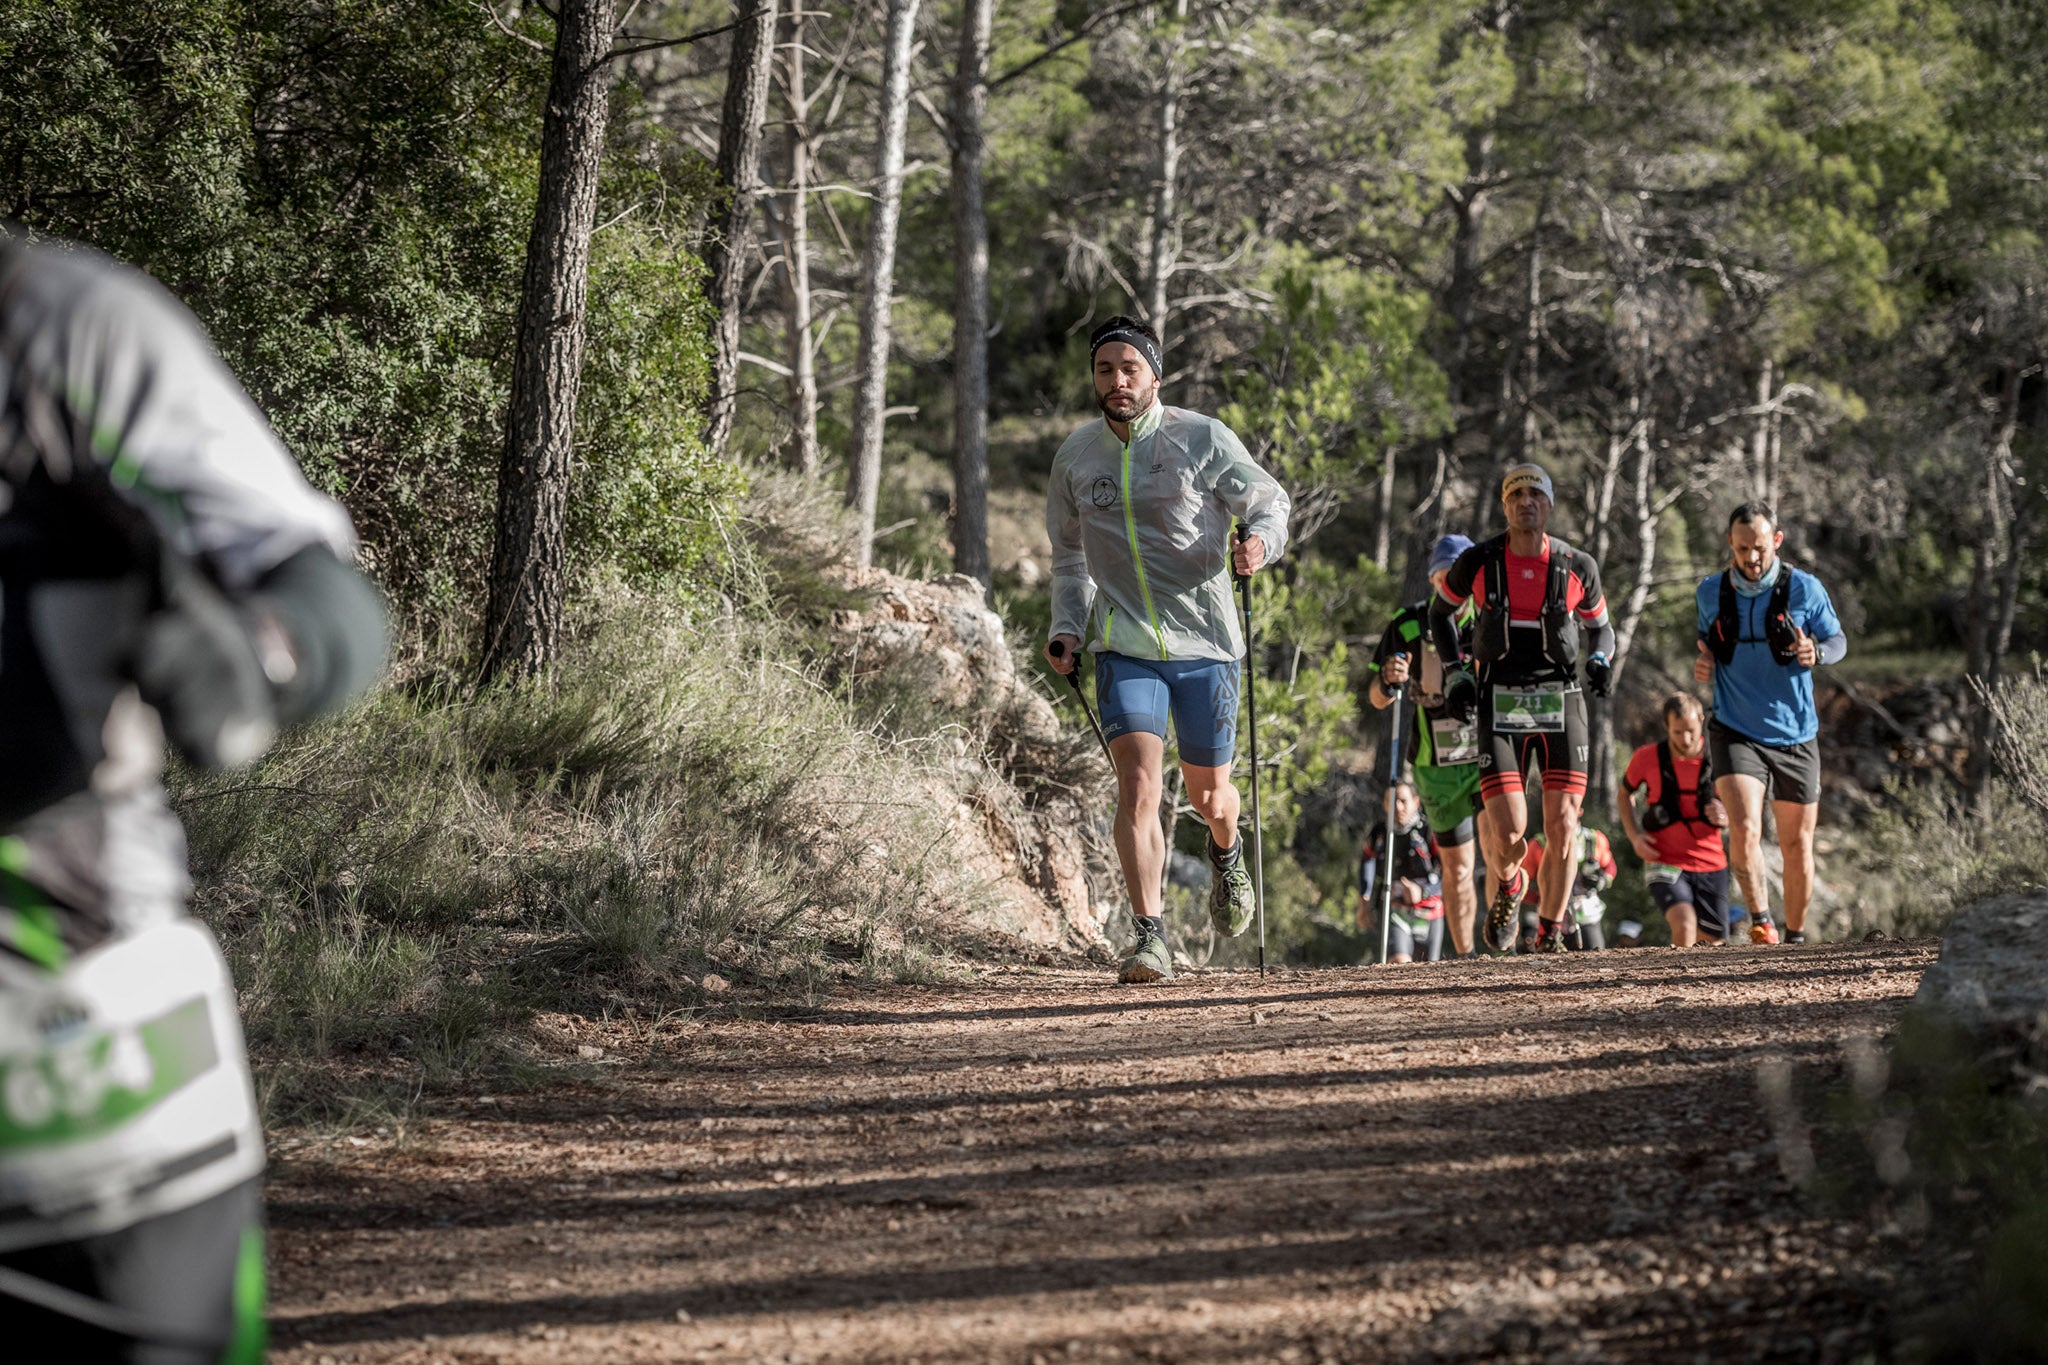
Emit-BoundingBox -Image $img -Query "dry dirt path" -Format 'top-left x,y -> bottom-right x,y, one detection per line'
267,940 -> 1937,1364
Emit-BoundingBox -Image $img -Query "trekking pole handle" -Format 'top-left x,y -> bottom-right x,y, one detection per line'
1233,521 -> 1250,584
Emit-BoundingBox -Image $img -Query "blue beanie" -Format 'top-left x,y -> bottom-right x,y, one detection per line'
1428,534 -> 1474,576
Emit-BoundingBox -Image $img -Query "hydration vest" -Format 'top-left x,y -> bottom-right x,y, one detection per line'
1706,566 -> 1798,666
1641,740 -> 1715,833
1470,535 -> 1580,669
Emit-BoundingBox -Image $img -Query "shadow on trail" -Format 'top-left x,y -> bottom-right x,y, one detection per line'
774,945 -> 1925,1031
431,993 -> 1890,1131
270,1053 -> 1796,1240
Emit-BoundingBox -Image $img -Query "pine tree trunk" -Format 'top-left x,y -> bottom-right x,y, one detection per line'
702,0 -> 780,457
844,0 -> 922,567
950,0 -> 993,588
781,5 -> 820,477
1145,0 -> 1188,332
480,0 -> 616,685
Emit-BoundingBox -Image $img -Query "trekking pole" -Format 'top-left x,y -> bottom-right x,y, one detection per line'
1233,523 -> 1267,977
1047,640 -> 1114,768
1378,676 -> 1407,966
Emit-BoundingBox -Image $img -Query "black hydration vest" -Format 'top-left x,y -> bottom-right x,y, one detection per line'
1641,740 -> 1715,833
1470,535 -> 1580,669
1706,566 -> 1798,666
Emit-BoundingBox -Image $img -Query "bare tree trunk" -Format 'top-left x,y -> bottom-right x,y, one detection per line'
844,0 -> 922,568
702,0 -> 780,457
481,0 -> 616,685
1749,358 -> 1774,503
1374,444 -> 1395,571
1590,417 -> 1662,818
1144,0 -> 1189,333
780,5 -> 820,477
1441,136 -> 1493,542
1519,196 -> 1545,460
950,0 -> 993,588
1967,364 -> 2025,799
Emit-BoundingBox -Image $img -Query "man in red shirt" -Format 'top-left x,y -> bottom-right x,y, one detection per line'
1428,463 -> 1615,953
1518,826 -> 1618,949
1617,693 -> 1733,945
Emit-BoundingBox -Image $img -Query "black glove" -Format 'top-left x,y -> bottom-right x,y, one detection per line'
132,567 -> 278,769
1585,652 -> 1613,699
1443,667 -> 1479,723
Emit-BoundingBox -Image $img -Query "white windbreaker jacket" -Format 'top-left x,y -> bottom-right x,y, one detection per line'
1046,403 -> 1291,663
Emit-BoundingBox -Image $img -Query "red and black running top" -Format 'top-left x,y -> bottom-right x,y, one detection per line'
1436,535 -> 1609,687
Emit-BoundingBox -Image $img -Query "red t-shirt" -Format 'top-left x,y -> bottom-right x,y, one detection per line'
1623,743 -> 1728,872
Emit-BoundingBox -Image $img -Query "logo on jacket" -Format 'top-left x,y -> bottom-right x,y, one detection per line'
1090,477 -> 1118,509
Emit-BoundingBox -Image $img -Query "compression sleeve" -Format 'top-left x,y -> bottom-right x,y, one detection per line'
1428,587 -> 1465,668
1817,633 -> 1848,667
1045,443 -> 1096,643
1587,611 -> 1615,659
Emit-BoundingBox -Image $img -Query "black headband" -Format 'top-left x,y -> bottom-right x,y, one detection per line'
1090,326 -> 1163,380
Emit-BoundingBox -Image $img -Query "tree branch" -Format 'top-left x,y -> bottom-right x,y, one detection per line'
989,0 -> 1155,92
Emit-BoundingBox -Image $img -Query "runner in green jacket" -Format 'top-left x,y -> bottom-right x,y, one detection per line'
1045,316 -> 1291,983
1367,535 -> 1492,957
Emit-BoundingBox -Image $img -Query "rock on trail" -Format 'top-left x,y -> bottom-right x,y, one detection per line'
266,941 -> 1935,1364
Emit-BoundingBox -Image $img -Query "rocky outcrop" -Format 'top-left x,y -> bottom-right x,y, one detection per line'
825,566 -> 1114,949
1909,892 -> 2048,1043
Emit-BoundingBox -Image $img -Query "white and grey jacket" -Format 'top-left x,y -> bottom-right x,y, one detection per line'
0,236 -> 374,957
1045,403 -> 1291,663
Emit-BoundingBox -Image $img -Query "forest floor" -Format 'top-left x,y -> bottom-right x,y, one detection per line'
266,940 -> 1947,1364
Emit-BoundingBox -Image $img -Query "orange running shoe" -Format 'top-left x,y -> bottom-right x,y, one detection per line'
1750,916 -> 1781,945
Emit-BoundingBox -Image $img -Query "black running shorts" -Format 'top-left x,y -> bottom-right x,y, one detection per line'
1649,867 -> 1734,937
1708,720 -> 1821,805
0,1176 -> 265,1363
1477,684 -> 1590,800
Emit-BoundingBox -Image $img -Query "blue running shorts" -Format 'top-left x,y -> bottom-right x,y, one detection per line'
1094,652 -> 1241,767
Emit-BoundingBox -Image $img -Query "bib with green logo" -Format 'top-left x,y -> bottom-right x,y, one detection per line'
1492,682 -> 1567,734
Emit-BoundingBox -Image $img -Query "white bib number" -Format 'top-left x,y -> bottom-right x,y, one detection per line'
1430,715 -> 1480,767
1492,682 -> 1567,734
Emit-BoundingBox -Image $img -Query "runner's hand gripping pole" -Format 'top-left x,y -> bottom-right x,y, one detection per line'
1047,640 -> 1114,769
1234,523 -> 1267,976
1378,672 -> 1407,966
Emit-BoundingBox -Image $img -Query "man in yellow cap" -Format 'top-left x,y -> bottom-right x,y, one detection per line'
1427,463 -> 1615,953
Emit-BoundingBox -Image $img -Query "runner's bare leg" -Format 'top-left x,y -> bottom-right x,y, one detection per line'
1537,785 -> 1583,924
1717,773 -> 1772,928
1774,797 -> 1818,934
1111,732 -> 1167,918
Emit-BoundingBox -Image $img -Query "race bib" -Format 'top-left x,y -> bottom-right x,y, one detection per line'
1430,715 -> 1480,766
1573,891 -> 1606,925
1643,862 -> 1682,886
1491,682 -> 1567,733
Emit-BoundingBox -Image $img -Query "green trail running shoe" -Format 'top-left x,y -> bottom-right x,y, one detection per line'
1119,927 -> 1175,983
1209,858 -> 1256,938
1484,869 -> 1529,953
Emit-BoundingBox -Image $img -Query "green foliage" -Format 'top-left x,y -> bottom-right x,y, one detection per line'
0,0 -> 734,620
186,589 -> 1004,1121
1220,255 -> 1450,520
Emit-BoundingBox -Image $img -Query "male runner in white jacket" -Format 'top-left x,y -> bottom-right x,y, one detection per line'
1044,316 -> 1291,982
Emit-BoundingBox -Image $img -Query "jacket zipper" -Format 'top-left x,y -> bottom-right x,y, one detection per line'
1120,432 -> 1169,660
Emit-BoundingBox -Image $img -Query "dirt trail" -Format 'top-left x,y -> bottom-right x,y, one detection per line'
267,941 -> 1936,1364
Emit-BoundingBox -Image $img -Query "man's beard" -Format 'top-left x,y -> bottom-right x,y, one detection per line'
1097,390 -> 1154,422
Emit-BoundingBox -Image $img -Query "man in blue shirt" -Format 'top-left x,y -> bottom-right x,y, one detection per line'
1693,502 -> 1847,944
